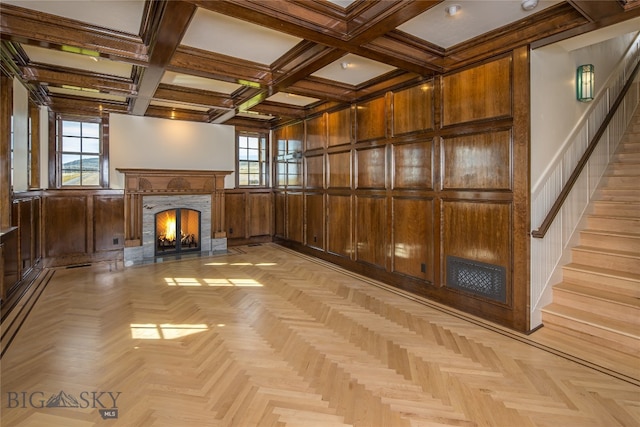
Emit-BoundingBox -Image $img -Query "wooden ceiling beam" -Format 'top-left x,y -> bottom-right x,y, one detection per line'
130,0 -> 197,116
567,0 -> 625,22
153,84 -> 235,109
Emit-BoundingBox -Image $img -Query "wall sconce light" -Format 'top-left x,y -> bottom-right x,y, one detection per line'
576,64 -> 594,102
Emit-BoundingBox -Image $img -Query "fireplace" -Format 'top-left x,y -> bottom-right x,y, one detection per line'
155,208 -> 201,255
116,168 -> 233,266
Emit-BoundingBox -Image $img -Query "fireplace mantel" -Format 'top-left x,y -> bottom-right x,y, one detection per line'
117,168 -> 232,249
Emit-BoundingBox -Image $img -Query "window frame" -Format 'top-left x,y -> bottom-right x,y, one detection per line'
50,114 -> 109,189
236,130 -> 269,188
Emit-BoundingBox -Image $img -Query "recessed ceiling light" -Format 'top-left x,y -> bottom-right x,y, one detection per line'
341,61 -> 350,70
445,4 -> 461,17
521,0 -> 538,11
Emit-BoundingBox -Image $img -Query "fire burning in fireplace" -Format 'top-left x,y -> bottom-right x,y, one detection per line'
155,209 -> 200,255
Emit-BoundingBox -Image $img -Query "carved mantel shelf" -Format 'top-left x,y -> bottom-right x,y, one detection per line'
116,168 -> 233,247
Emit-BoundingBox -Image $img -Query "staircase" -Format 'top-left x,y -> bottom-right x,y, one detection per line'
541,109 -> 640,357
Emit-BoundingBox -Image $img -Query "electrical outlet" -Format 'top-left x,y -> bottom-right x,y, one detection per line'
421,263 -> 426,273
113,238 -> 119,245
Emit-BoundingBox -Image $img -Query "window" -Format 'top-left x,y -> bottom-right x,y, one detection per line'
237,132 -> 268,187
275,129 -> 302,188
54,115 -> 107,187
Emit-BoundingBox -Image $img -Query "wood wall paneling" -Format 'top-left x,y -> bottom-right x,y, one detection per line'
305,155 -> 325,189
275,192 -> 286,238
328,151 -> 352,188
326,195 -> 352,258
441,200 -> 512,303
305,193 -> 324,250
356,96 -> 386,142
442,56 -> 512,126
1,75 -> 12,230
93,195 -> 125,252
355,196 -> 387,268
328,107 -> 352,147
356,146 -> 386,189
44,195 -> 88,257
248,192 -> 272,237
225,192 -> 247,239
392,197 -> 434,282
392,140 -> 433,190
1,230 -> 18,299
392,82 -> 434,135
441,130 -> 512,190
287,192 -> 304,243
305,114 -> 326,151
17,200 -> 33,271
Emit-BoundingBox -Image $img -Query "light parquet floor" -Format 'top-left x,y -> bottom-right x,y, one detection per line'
1,243 -> 638,426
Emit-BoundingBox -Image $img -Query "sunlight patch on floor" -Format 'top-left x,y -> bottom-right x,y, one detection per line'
130,323 -> 209,339
164,277 -> 264,287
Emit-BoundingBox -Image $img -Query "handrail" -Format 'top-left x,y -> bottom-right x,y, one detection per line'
531,59 -> 640,238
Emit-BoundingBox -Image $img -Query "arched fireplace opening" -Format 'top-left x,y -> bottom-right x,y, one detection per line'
155,208 -> 201,256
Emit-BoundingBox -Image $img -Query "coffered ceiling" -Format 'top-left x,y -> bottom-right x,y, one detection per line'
1,0 -> 639,128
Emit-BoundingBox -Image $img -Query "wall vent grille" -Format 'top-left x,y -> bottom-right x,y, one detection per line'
446,256 -> 506,303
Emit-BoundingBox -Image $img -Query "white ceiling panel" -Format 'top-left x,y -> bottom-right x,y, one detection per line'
266,92 -> 320,106
22,45 -> 132,78
3,0 -> 145,35
48,86 -> 127,102
312,54 -> 396,86
182,8 -> 303,65
161,71 -> 242,94
398,0 -> 563,49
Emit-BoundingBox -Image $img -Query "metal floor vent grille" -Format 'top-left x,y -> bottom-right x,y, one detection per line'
446,256 -> 506,303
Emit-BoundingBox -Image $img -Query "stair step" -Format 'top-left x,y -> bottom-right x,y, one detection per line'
585,215 -> 640,233
604,162 -> 640,176
613,151 -> 640,162
597,188 -> 640,201
552,282 -> 640,325
541,303 -> 640,356
580,229 -> 640,252
572,246 -> 640,275
562,263 -> 640,298
591,201 -> 640,218
601,175 -> 640,187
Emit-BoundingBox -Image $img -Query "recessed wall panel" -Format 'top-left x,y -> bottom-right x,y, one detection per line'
393,82 -> 433,135
327,195 -> 352,258
442,56 -> 511,126
357,146 -> 386,189
392,197 -> 433,281
356,97 -> 386,142
393,140 -> 433,189
328,151 -> 351,189
442,130 -> 512,190
356,196 -> 386,268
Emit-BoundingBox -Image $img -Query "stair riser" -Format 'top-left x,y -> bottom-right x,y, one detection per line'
553,290 -> 640,325
571,250 -> 640,275
562,268 -> 640,298
591,203 -> 640,218
585,216 -> 640,233
580,232 -> 640,252
540,314 -> 639,356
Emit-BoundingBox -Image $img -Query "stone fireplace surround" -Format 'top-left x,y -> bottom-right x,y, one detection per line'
116,168 -> 232,266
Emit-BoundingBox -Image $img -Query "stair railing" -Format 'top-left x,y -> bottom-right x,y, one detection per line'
529,34 -> 640,329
